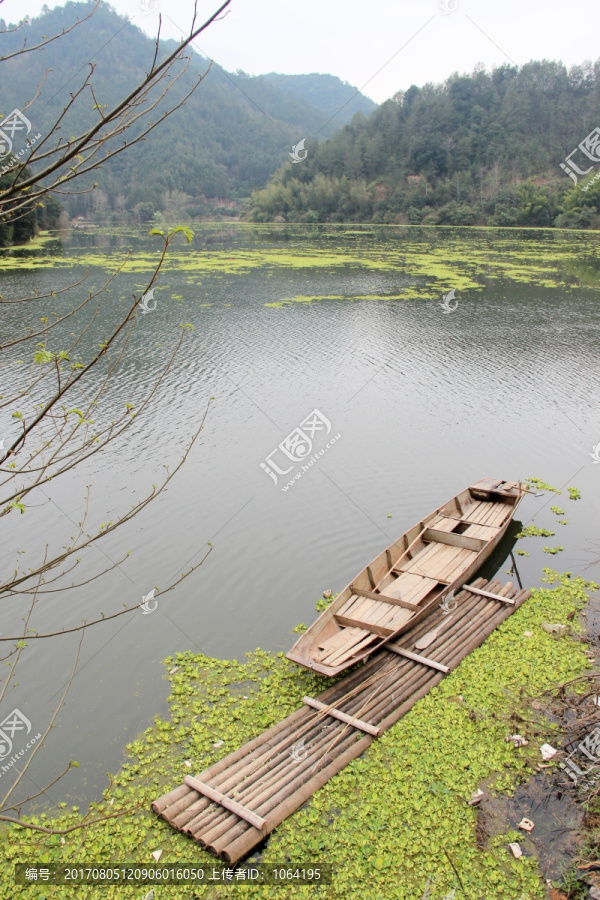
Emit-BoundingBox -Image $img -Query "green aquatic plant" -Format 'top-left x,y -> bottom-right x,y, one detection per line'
525,477 -> 561,494
568,487 -> 582,500
516,525 -> 555,538
543,546 -> 564,555
0,573 -> 596,899
4,227 -> 600,312
550,506 -> 565,515
315,592 -> 337,612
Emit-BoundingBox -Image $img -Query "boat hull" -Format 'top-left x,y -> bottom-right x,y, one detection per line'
287,478 -> 523,676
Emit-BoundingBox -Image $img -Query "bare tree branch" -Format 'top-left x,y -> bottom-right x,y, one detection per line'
0,0 -> 226,840
0,2 -> 99,63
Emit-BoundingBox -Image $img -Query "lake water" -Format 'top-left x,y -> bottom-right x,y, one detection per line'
1,223 -> 599,809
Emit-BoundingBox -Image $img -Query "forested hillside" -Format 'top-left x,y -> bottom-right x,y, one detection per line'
0,2 -> 376,223
246,61 -> 600,229
259,73 -> 375,124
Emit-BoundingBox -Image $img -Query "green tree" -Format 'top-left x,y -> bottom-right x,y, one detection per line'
517,181 -> 553,226
555,176 -> 600,228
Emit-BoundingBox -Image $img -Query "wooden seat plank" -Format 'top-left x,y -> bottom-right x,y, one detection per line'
320,625 -> 369,661
368,595 -> 415,631
315,636 -> 352,663
406,543 -> 461,580
338,594 -> 360,617
348,583 -> 426,641
334,613 -> 394,637
395,575 -> 440,605
462,500 -> 483,520
383,606 -> 416,632
386,572 -> 423,600
401,541 -> 453,577
437,548 -> 477,583
316,628 -> 350,655
484,503 -> 506,525
467,504 -> 489,524
477,507 -> 496,525
343,594 -> 377,623
388,572 -> 441,604
463,501 -> 495,524
419,549 -> 462,584
351,587 -> 420,611
422,527 -> 486,553
463,523 -> 499,540
428,545 -> 466,580
359,603 -> 400,628
325,628 -> 376,666
477,503 -> 497,525
327,634 -> 378,667
394,545 -> 434,575
487,505 -> 511,527
429,515 -> 460,533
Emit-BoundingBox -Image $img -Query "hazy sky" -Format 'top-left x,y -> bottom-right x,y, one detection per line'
3,0 -> 599,104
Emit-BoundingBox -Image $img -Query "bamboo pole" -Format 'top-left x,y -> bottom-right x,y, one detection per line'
198,652 -> 406,805
207,647 -> 448,853
186,671 -> 402,842
199,696 -> 376,844
153,705 -> 312,817
189,656 -> 421,843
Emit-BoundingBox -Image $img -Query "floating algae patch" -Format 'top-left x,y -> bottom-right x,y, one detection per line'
0,571 -> 595,899
266,294 -> 369,307
3,226 -> 600,301
266,290 -> 435,306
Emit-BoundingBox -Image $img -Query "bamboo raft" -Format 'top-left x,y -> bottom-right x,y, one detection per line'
152,577 -> 531,863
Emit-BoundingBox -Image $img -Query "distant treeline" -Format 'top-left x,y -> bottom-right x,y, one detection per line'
245,61 -> 600,229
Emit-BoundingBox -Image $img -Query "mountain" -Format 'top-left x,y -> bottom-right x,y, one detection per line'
245,60 -> 600,229
259,73 -> 376,126
0,1 -> 377,221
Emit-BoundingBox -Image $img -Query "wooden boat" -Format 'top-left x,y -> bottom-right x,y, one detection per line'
287,477 -> 524,676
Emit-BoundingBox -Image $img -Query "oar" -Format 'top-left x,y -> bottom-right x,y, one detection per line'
414,616 -> 455,650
